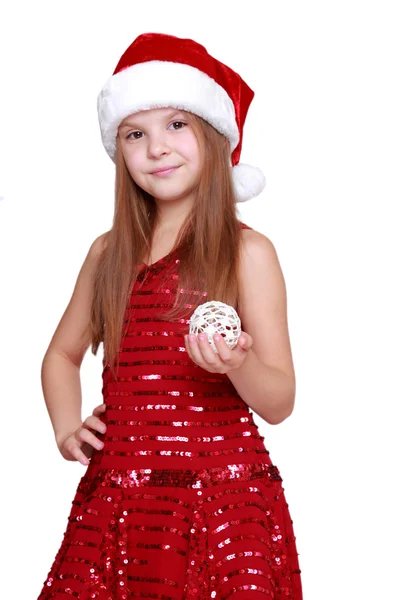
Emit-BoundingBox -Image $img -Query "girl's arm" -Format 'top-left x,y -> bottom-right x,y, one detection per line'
227,229 -> 296,425
41,233 -> 108,446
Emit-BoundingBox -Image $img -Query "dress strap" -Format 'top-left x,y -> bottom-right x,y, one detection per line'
239,221 -> 253,231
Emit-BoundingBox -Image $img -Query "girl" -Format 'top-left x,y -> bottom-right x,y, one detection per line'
38,32 -> 303,599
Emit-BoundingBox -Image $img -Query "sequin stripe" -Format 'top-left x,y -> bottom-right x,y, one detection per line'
128,593 -> 176,600
123,316 -> 189,324
106,389 -> 240,398
105,415 -> 252,427
129,522 -> 191,540
109,374 -> 239,384
127,301 -> 182,310
77,463 -> 281,497
212,515 -> 284,537
105,358 -> 194,369
126,289 -> 203,304
118,342 -> 187,351
202,482 -> 282,505
120,504 -> 190,525
105,402 -> 246,411
121,329 -> 184,335
133,273 -> 181,291
127,289 -> 186,304
103,446 -> 269,459
101,430 -> 263,444
127,575 -> 180,592
132,540 -> 187,557
222,583 -> 275,599
125,492 -> 193,506
212,548 -> 278,566
209,497 -> 275,519
103,396 -> 242,409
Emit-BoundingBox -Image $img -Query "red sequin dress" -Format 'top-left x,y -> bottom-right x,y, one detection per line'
38,222 -> 303,599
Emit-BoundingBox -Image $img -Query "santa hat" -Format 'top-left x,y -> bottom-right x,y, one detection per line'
97,33 -> 266,203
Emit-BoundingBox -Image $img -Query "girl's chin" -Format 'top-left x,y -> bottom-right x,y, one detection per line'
151,192 -> 191,202
146,184 -> 195,198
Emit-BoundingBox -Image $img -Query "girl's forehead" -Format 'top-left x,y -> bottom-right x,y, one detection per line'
120,107 -> 187,127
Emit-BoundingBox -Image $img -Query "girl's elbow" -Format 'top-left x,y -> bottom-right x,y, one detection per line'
267,398 -> 295,425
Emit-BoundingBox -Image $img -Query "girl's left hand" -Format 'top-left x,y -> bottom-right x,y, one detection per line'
184,332 -> 253,374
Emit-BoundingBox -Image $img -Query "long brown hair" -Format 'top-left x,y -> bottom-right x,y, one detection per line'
87,111 -> 246,380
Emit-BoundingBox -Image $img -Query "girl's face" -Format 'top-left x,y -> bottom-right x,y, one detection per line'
117,107 -> 202,205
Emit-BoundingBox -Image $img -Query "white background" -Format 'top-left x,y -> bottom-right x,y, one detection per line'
1,1 -> 399,597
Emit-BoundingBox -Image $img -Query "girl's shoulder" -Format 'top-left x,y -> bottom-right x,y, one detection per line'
238,222 -> 276,259
91,230 -> 110,257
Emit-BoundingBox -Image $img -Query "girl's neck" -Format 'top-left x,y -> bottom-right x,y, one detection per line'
152,194 -> 194,234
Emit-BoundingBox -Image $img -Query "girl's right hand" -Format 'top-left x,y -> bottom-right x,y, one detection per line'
56,403 -> 107,465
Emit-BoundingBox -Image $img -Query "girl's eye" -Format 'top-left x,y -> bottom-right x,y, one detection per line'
126,121 -> 186,140
126,131 -> 143,140
169,121 -> 187,130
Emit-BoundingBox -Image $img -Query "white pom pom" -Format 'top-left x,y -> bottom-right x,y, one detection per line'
189,301 -> 242,354
232,163 -> 266,203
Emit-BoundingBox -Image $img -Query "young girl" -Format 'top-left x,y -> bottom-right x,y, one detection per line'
38,32 -> 303,599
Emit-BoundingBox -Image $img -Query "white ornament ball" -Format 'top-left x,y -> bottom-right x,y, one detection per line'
189,301 -> 242,354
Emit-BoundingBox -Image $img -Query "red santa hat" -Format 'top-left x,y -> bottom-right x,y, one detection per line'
97,33 -> 266,203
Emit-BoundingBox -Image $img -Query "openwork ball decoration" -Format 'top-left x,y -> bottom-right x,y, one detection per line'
189,301 -> 242,354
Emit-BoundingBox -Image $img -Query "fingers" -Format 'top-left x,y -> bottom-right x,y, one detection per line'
92,402 -> 107,416
197,334 -> 221,364
77,424 -> 104,453
185,334 -> 208,365
184,331 -> 252,374
84,413 -> 107,435
57,405 -> 108,466
185,333 -> 230,368
211,335 -> 232,361
62,430 -> 92,466
238,332 -> 253,350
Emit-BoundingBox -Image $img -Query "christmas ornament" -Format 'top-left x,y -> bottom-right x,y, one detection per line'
189,301 -> 242,354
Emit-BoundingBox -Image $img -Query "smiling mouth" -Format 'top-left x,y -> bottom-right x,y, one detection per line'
151,166 -> 180,176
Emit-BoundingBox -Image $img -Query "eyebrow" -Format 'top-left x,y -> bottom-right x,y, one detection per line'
119,109 -> 185,129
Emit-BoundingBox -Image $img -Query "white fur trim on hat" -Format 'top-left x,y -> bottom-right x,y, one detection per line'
97,60 -> 239,162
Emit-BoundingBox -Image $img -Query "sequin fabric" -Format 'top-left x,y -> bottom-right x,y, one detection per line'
38,223 -> 303,599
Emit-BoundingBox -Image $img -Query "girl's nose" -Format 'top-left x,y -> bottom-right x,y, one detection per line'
147,136 -> 170,159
